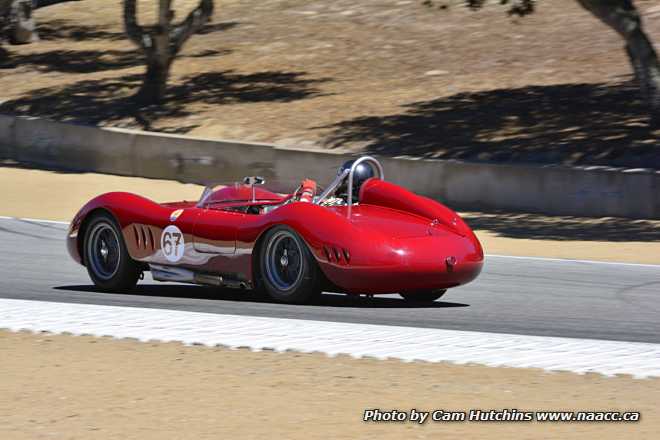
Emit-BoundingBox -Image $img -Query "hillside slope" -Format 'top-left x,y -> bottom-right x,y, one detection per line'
0,0 -> 658,167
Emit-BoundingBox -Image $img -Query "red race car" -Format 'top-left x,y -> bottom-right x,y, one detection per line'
67,157 -> 483,303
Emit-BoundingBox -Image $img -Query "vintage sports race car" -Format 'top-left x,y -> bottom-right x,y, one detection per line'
67,156 -> 484,303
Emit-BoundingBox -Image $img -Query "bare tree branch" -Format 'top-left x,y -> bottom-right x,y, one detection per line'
171,0 -> 213,53
123,0 -> 147,49
123,0 -> 215,104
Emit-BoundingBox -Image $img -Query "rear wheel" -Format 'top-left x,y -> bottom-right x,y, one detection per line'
399,289 -> 447,303
84,213 -> 140,291
259,226 -> 321,304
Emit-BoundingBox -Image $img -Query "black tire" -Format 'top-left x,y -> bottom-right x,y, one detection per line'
258,225 -> 321,304
399,289 -> 447,303
84,212 -> 140,292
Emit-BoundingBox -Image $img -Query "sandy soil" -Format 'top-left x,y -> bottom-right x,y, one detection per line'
2,164 -> 659,264
1,330 -> 658,440
0,164 -> 205,219
0,0 -> 658,168
470,231 -> 660,264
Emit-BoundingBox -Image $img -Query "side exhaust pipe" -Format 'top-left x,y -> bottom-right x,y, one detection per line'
150,264 -> 251,289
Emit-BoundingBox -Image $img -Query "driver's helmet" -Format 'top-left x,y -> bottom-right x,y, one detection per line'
337,160 -> 376,198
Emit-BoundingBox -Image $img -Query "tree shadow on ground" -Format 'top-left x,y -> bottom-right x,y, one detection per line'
0,70 -> 330,131
320,81 -> 660,169
0,74 -> 159,127
186,49 -> 232,58
169,71 -> 331,104
0,48 -> 11,68
198,21 -> 240,34
36,20 -> 126,41
0,49 -> 143,73
462,211 -> 660,242
0,47 -> 231,73
35,19 -> 239,42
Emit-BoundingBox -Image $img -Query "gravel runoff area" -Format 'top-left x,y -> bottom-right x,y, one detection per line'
2,164 -> 659,264
1,330 -> 659,440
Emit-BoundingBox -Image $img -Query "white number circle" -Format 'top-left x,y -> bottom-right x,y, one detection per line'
161,225 -> 185,262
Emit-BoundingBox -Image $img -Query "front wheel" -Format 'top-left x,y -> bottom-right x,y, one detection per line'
84,213 -> 141,292
258,226 -> 321,304
399,289 -> 447,303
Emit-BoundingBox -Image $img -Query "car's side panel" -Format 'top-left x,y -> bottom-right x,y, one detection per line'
192,209 -> 243,254
230,203 -> 425,291
240,202 -> 482,294
68,192 -> 263,284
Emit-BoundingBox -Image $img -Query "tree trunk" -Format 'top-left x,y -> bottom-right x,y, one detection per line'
138,54 -> 172,104
135,0 -> 173,104
124,0 -> 214,105
577,0 -> 660,124
6,0 -> 36,44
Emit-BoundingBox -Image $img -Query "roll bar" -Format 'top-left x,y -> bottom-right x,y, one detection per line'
315,169 -> 350,205
346,156 -> 384,208
314,156 -> 385,214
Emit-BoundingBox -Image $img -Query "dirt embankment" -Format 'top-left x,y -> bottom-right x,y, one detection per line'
0,0 -> 658,168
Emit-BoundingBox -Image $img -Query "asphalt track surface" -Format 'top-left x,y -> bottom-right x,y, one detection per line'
1,218 -> 659,343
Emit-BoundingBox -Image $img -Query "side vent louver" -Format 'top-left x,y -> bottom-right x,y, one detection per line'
323,245 -> 350,265
133,225 -> 140,248
133,225 -> 156,251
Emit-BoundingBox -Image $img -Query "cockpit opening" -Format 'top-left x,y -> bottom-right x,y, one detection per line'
196,156 -> 385,215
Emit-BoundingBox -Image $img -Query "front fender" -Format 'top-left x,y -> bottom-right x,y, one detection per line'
67,192 -> 165,265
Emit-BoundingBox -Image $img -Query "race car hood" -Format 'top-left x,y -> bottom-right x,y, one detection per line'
344,205 -> 455,239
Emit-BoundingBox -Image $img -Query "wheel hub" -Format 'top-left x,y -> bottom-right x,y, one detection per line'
280,249 -> 289,267
265,231 -> 304,292
100,241 -> 109,260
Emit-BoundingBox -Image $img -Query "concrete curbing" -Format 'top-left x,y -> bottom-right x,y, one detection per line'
2,298 -> 660,378
1,114 -> 658,219
0,115 -> 15,160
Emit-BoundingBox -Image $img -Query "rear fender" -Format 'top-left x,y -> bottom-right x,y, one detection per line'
244,202 -> 401,285
359,179 -> 477,239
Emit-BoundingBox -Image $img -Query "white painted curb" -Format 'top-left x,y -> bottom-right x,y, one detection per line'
1,298 -> 658,378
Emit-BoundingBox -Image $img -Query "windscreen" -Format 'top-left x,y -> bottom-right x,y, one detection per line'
197,179 -> 327,206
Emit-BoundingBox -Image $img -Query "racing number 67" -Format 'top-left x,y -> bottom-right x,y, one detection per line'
163,231 -> 182,257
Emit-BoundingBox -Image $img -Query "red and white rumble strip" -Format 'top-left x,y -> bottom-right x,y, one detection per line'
1,298 -> 659,378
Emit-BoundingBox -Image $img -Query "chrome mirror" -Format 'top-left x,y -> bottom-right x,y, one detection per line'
243,176 -> 266,202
